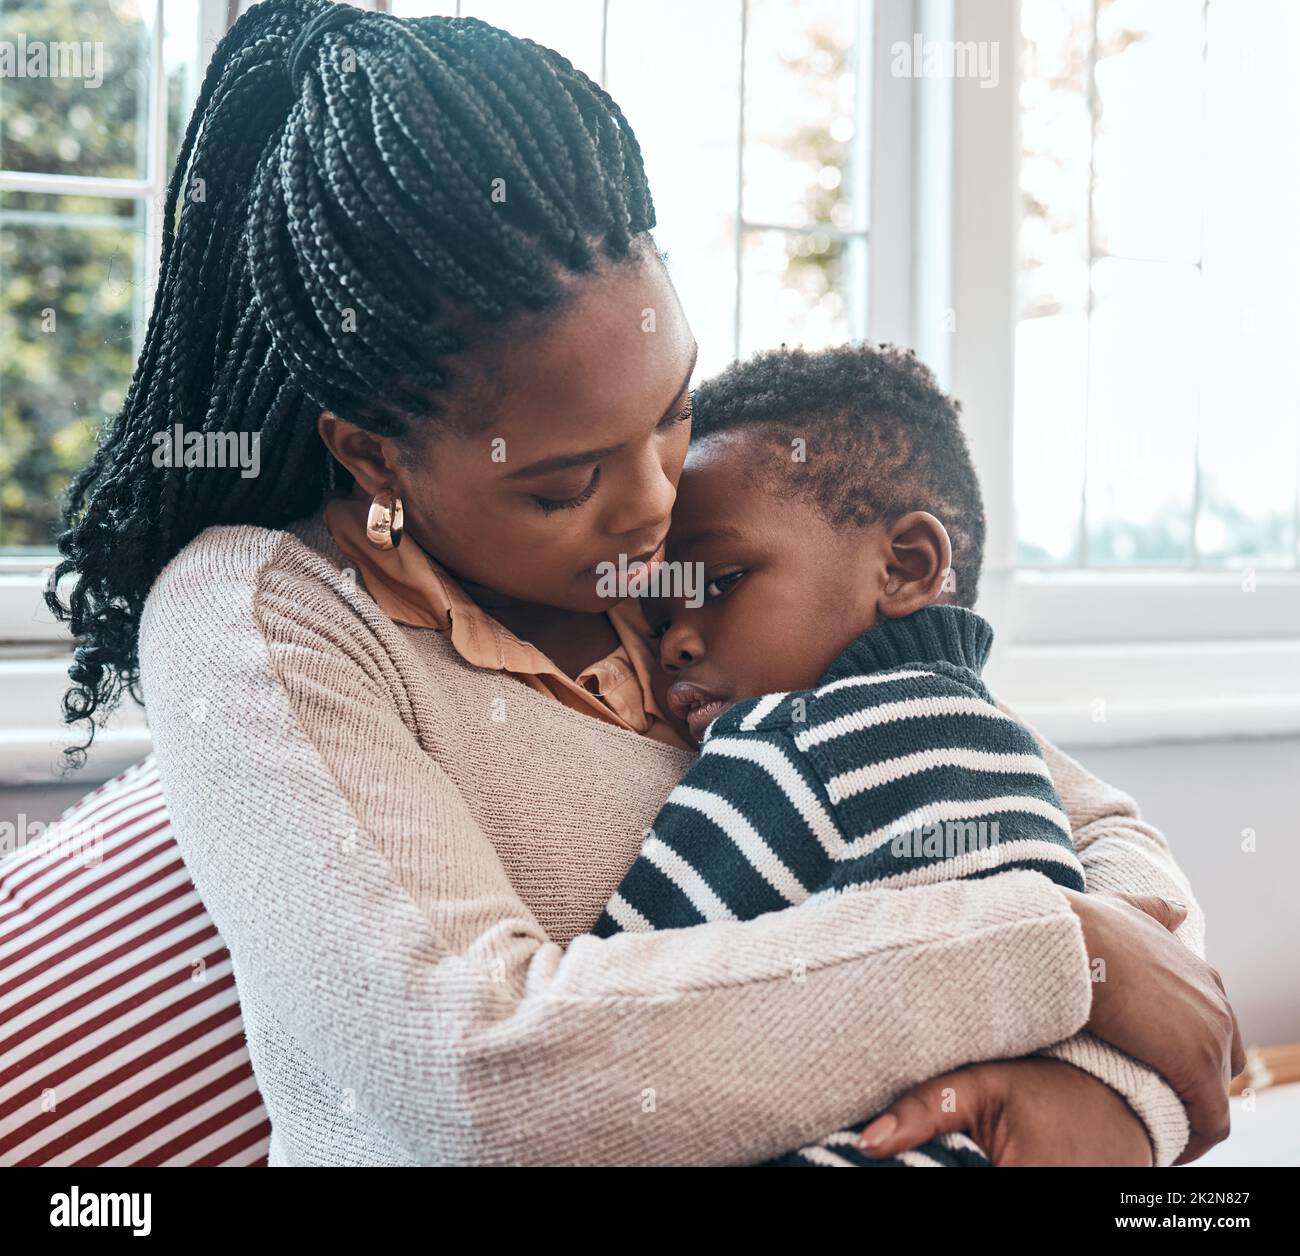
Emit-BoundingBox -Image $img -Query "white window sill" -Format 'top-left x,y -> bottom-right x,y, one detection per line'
0,725 -> 152,788
987,644 -> 1300,747
982,570 -> 1300,748
0,561 -> 63,643
0,656 -> 150,787
996,567 -> 1300,645
0,562 -> 149,785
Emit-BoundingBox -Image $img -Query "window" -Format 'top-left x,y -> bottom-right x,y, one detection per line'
4,0 -> 881,553
394,0 -> 874,377
5,0 -> 1292,778
1015,0 -> 1300,571
4,0 -> 878,552
0,0 -> 213,780
0,0 -> 210,552
958,0 -> 1300,745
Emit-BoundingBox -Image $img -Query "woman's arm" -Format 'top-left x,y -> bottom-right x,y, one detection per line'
1036,1031 -> 1189,1166
871,890 -> 1240,1167
1002,702 -> 1212,1165
139,528 -> 1098,1166
859,1057 -> 1158,1166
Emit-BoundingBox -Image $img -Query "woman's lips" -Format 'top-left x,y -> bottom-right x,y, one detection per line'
580,540 -> 667,582
666,681 -> 733,741
625,542 -> 666,593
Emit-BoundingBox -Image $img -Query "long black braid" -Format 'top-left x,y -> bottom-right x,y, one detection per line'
46,0 -> 657,761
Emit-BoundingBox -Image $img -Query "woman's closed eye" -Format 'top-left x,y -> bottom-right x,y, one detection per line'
535,466 -> 601,513
533,397 -> 690,515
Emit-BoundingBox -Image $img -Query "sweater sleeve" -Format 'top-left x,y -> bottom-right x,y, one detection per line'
139,531 -> 1097,1167
1002,702 -> 1201,1166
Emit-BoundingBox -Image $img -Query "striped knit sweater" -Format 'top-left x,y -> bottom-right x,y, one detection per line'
594,604 -> 1086,1168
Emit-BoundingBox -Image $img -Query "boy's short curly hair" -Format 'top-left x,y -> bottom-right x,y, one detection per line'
690,342 -> 987,608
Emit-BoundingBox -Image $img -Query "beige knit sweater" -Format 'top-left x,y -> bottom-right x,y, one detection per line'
137,512 -> 1203,1166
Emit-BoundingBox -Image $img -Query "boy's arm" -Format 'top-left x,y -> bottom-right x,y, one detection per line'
806,673 -> 1199,1162
602,682 -> 1194,1164
999,700 -> 1200,1166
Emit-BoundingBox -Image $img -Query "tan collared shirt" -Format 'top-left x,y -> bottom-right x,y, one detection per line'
324,497 -> 691,751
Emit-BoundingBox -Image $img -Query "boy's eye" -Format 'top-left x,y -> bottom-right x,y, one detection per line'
535,466 -> 601,513
704,570 -> 745,599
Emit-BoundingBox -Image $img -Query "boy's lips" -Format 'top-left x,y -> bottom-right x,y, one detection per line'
666,681 -> 733,741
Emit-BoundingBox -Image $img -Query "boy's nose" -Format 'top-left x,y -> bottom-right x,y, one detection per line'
660,622 -> 704,672
661,645 -> 691,672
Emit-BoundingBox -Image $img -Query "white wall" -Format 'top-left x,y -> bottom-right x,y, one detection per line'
1066,735 -> 1300,1048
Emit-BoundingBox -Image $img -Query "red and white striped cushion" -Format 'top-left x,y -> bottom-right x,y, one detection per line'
0,757 -> 270,1166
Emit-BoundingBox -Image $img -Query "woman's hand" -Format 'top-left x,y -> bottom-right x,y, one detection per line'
1062,890 -> 1245,1164
855,1058 -> 1153,1166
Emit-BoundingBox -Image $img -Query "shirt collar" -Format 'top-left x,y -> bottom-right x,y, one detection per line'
323,496 -> 683,738
326,496 -> 553,673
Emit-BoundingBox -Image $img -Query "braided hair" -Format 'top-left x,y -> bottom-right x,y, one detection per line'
46,0 -> 657,760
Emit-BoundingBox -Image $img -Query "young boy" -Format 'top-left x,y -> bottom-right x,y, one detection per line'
595,343 -> 1086,1168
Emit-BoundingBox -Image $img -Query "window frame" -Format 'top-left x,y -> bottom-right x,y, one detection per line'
935,0 -> 1300,745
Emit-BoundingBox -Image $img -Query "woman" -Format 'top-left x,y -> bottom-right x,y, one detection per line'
48,1 -> 1238,1166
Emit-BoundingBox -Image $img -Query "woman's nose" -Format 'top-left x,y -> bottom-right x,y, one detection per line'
606,445 -> 676,541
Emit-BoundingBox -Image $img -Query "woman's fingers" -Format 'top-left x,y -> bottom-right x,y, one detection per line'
1100,893 -> 1245,1079
1202,964 -> 1246,1081
1173,1001 -> 1241,1165
1228,1004 -> 1247,1078
1208,967 -> 1247,1079
1066,890 -> 1237,1160
1099,892 -> 1247,1122
855,1071 -> 987,1158
1105,890 -> 1189,933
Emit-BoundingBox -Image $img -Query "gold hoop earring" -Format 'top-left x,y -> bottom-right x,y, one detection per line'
366,493 -> 404,550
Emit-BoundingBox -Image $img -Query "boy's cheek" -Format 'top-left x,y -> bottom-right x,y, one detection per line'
646,664 -> 695,745
648,663 -> 677,722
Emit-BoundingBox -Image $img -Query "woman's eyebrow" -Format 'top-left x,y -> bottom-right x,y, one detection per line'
503,442 -> 623,479
504,344 -> 699,481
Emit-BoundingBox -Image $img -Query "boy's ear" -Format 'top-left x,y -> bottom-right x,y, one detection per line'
877,511 -> 953,619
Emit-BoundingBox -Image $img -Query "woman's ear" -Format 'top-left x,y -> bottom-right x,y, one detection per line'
877,511 -> 953,619
317,411 -> 404,498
